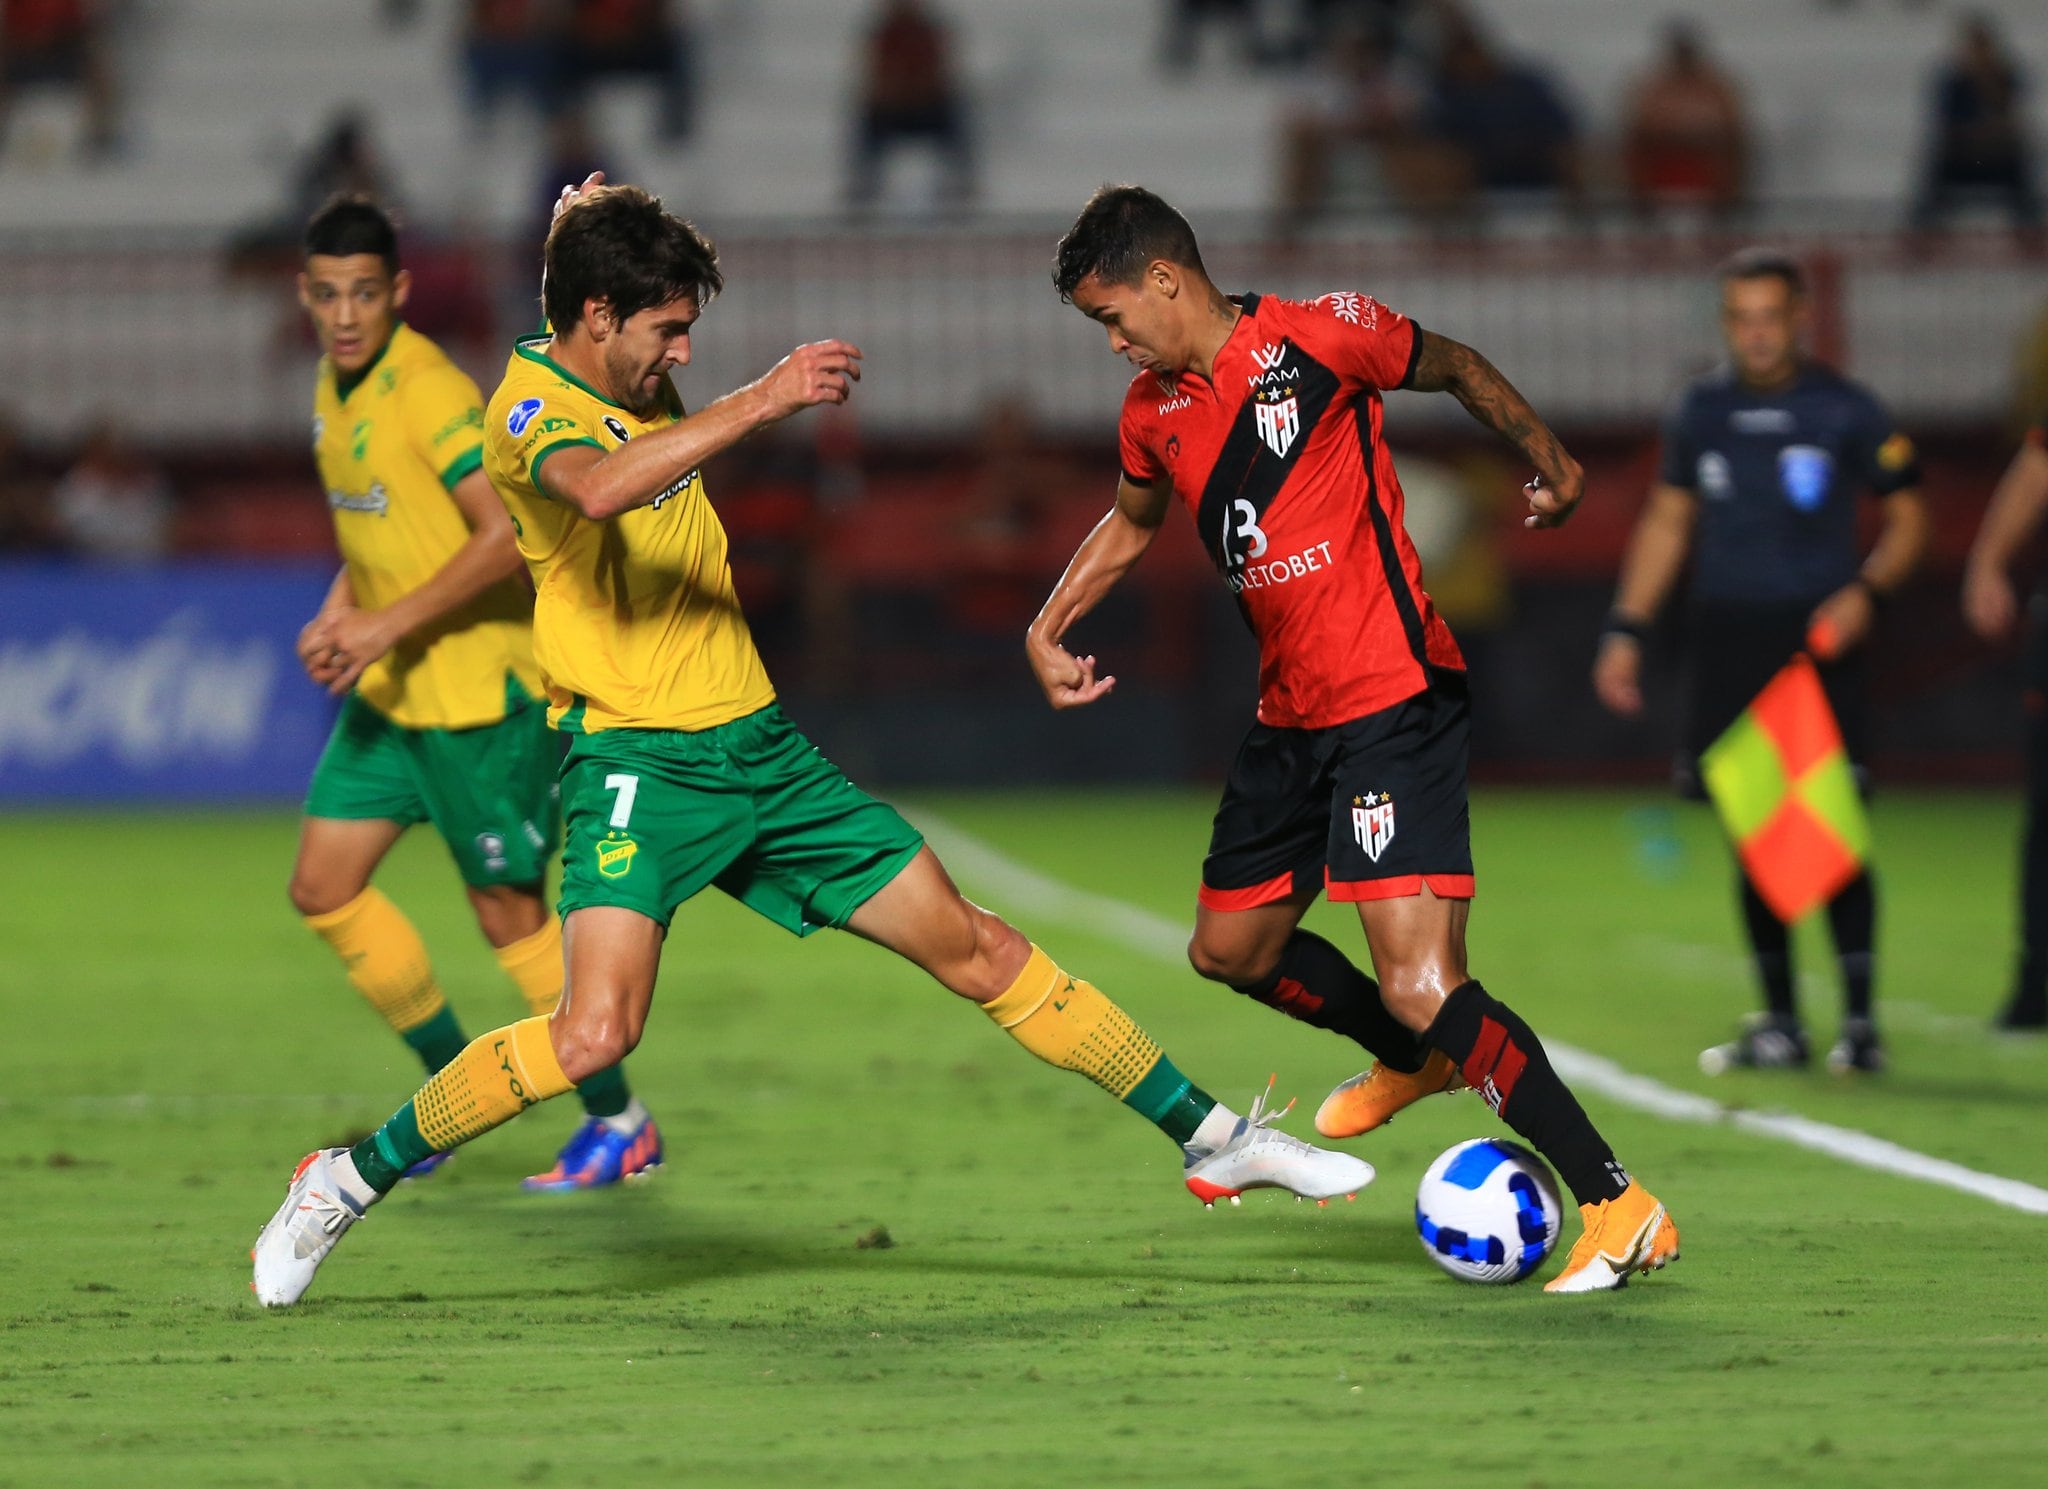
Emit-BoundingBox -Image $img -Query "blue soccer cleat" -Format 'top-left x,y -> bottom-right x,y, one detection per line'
521,1111 -> 663,1191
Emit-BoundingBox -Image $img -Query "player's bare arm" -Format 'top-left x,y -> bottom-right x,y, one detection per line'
319,468 -> 526,695
1593,481 -> 1699,718
1408,329 -> 1584,530
1965,440 -> 2048,640
539,341 -> 861,522
1026,474 -> 1174,709
1807,485 -> 1927,659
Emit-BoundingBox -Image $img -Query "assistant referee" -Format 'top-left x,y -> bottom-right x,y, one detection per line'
1594,248 -> 1928,1075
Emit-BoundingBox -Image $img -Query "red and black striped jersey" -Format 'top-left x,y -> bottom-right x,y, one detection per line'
1118,290 -> 1464,729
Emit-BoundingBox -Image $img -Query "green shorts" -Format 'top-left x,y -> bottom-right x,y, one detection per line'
557,704 -> 925,934
305,692 -> 563,888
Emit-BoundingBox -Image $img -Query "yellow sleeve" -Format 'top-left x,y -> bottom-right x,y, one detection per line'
495,395 -> 605,501
400,361 -> 489,491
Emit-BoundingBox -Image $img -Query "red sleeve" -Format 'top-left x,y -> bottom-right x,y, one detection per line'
1117,375 -> 1165,486
1296,292 -> 1422,391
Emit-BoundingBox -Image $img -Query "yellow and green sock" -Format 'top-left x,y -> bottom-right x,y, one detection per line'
349,1016 -> 574,1192
980,945 -> 1216,1145
304,888 -> 467,1073
492,917 -> 632,1121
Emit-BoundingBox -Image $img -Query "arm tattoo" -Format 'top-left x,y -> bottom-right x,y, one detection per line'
1409,330 -> 1569,478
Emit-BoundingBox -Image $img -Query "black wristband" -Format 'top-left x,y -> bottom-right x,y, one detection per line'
1851,575 -> 1887,609
1601,611 -> 1648,644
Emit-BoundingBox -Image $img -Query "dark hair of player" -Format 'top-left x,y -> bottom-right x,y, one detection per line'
542,184 -> 723,334
1052,184 -> 1208,302
1718,246 -> 1805,298
302,195 -> 400,273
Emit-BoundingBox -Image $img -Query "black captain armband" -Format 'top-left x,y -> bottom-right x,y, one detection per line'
1600,611 -> 1649,644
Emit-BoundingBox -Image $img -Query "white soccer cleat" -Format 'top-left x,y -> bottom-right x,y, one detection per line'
1184,1081 -> 1375,1207
250,1148 -> 373,1308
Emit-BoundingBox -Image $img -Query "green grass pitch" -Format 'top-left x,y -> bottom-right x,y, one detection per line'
2,790 -> 2043,1488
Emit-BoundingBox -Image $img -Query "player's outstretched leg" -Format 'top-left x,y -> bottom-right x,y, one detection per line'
1359,892 -> 1677,1294
1187,900 -> 1456,1138
845,848 -> 1374,1207
486,911 -> 661,1189
252,907 -> 661,1306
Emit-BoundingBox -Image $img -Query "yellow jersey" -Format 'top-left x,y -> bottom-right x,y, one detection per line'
313,322 -> 542,730
482,336 -> 775,734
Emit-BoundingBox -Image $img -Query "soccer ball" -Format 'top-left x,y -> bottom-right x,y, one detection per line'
1414,1138 -> 1563,1284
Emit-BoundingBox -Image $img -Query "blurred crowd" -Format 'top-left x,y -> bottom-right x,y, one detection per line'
0,415 -> 173,562
1267,1 -> 2039,233
2,0 -> 2038,234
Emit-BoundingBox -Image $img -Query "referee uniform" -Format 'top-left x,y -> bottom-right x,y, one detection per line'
1655,360 -> 1921,1070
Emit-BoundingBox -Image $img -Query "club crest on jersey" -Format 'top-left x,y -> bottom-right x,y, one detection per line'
1254,387 -> 1301,459
1352,792 -> 1395,862
507,398 -> 544,436
602,415 -> 630,443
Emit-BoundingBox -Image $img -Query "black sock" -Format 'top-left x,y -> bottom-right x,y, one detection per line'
1739,872 -> 1797,1021
1826,870 -> 1877,1021
1229,930 -> 1428,1073
1424,981 -> 1629,1207
2017,786 -> 2048,1013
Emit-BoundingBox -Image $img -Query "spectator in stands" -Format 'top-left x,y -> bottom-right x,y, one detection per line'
289,110 -> 401,229
1911,13 -> 2039,233
0,0 -> 118,159
1274,24 -> 1432,232
1421,13 -> 1582,205
1159,0 -> 1267,73
531,109 -> 617,249
1621,22 -> 1748,217
1289,1 -> 1415,65
51,423 -> 173,563
462,0 -> 560,128
560,0 -> 695,144
0,412 -> 60,554
847,0 -> 973,213
232,110 -> 402,274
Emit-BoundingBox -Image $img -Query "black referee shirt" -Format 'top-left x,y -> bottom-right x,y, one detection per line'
1659,362 -> 1920,610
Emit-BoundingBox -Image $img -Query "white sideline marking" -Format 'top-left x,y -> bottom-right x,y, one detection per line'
916,813 -> 2048,1217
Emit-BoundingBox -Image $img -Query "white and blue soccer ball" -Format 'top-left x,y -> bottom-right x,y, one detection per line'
1415,1138 -> 1563,1284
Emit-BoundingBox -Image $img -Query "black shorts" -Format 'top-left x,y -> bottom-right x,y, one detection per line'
1679,603 -> 1867,797
1200,669 -> 1474,910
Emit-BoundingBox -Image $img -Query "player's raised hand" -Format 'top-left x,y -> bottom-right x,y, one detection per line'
1026,633 -> 1116,710
1523,460 -> 1584,530
552,171 -> 606,225
755,340 -> 863,420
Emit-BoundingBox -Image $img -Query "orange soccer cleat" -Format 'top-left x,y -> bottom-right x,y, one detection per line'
1543,1182 -> 1680,1294
1313,1049 -> 1467,1139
